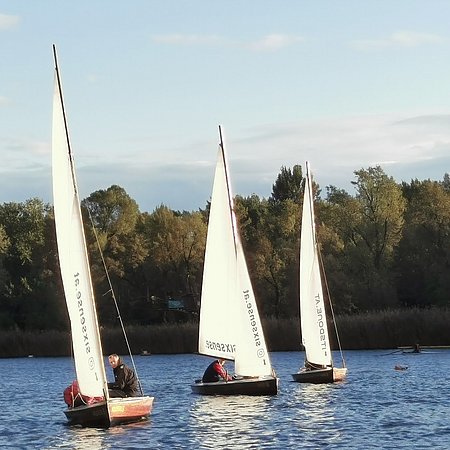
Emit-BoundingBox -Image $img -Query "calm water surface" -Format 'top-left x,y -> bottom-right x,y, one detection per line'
1,350 -> 449,449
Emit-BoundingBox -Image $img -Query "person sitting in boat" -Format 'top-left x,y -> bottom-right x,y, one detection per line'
202,358 -> 233,383
107,354 -> 140,397
304,360 -> 328,371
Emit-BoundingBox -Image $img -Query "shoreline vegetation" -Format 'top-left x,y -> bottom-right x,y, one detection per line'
1,307 -> 448,358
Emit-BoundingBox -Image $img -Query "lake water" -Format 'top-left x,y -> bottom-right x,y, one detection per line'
1,350 -> 449,449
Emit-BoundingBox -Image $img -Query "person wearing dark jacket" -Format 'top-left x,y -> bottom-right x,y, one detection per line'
202,358 -> 233,383
107,354 -> 140,397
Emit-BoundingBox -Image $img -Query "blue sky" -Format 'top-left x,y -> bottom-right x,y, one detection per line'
1,1 -> 450,212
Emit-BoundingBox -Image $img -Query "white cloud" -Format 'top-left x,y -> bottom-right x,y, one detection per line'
352,30 -> 446,51
224,113 -> 450,196
246,34 -> 304,52
0,13 -> 19,30
1,113 -> 449,211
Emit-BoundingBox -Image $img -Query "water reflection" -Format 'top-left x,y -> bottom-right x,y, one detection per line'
43,420 -> 152,449
3,352 -> 450,449
44,427 -> 108,450
189,395 -> 273,449
286,383 -> 342,446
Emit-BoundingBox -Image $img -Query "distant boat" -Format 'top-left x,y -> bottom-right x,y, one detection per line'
291,161 -> 347,384
401,344 -> 421,354
191,127 -> 278,395
52,45 -> 153,427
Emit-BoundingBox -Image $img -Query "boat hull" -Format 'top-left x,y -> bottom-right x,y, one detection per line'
291,367 -> 347,384
191,376 -> 278,396
64,396 -> 154,428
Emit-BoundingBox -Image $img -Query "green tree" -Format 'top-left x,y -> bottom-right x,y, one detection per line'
82,185 -> 147,324
237,164 -> 305,318
270,165 -> 304,203
397,179 -> 450,307
139,205 -> 207,322
346,166 -> 406,309
0,199 -> 65,329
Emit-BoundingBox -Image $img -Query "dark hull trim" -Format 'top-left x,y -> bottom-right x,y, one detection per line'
191,376 -> 278,396
64,396 -> 154,428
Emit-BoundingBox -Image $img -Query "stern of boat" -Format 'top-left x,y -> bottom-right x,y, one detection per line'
332,367 -> 348,382
108,396 -> 154,426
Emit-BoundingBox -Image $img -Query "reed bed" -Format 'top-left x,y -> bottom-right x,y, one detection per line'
336,307 -> 450,349
0,329 -> 70,357
0,308 -> 449,357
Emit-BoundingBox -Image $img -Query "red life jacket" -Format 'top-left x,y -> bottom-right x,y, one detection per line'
63,380 -> 104,407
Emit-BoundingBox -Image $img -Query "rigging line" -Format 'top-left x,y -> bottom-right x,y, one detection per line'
85,206 -> 145,397
317,239 -> 346,369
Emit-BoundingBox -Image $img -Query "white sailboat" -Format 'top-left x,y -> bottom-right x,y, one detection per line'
52,45 -> 153,426
191,126 -> 278,395
292,161 -> 347,383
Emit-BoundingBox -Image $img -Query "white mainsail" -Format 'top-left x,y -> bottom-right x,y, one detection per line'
52,51 -> 107,398
300,161 -> 332,367
198,147 -> 237,361
198,128 -> 272,377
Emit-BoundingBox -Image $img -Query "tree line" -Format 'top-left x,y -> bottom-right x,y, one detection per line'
0,164 -> 449,332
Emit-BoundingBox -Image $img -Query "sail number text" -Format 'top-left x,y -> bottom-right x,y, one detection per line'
315,294 -> 328,354
74,272 -> 91,355
243,290 -> 264,357
205,341 -> 235,353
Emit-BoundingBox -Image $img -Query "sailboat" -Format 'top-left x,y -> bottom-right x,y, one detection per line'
191,126 -> 278,396
292,161 -> 347,384
52,45 -> 154,427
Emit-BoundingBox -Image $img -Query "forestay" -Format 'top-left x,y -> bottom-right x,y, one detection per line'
52,62 -> 107,398
300,161 -> 332,367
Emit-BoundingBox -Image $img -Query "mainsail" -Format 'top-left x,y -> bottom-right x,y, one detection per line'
52,49 -> 107,398
198,128 -> 272,377
198,147 -> 237,361
300,161 -> 332,367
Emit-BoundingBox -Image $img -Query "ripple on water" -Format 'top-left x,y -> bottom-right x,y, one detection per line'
2,351 -> 450,449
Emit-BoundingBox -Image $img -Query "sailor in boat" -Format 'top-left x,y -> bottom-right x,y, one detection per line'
202,358 -> 233,382
107,354 -> 140,397
304,360 -> 329,371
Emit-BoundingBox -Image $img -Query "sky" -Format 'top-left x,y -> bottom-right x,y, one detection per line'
1,1 -> 450,213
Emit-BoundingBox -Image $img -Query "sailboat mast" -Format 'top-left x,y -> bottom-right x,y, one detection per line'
52,45 -> 79,195
218,125 -> 238,254
305,162 -> 317,247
